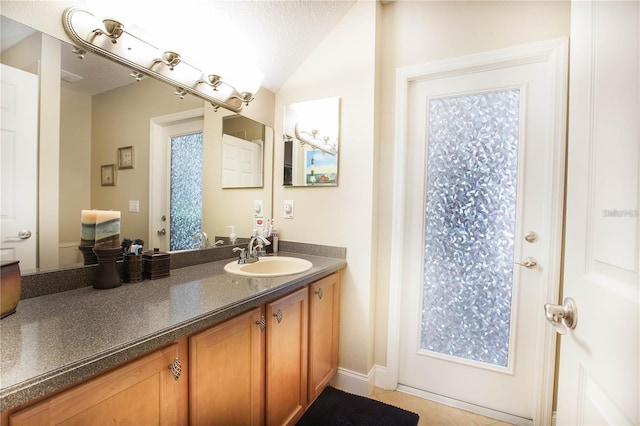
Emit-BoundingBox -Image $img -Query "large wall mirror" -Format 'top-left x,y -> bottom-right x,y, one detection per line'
0,15 -> 273,273
283,97 -> 339,186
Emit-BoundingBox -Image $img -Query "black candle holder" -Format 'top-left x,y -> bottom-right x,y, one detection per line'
92,247 -> 123,289
78,245 -> 98,265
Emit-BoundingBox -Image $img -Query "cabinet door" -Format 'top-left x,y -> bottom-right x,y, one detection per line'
266,287 -> 308,426
308,272 -> 341,402
189,307 -> 265,425
10,340 -> 187,426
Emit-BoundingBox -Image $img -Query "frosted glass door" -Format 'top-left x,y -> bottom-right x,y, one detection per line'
422,90 -> 519,367
397,41 -> 568,422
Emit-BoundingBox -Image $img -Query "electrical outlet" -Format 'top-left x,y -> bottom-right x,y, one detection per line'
283,200 -> 294,219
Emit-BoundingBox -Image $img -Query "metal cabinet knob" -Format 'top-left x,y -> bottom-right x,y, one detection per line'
168,357 -> 182,380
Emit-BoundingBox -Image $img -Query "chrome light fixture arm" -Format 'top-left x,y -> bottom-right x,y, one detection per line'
62,7 -> 252,113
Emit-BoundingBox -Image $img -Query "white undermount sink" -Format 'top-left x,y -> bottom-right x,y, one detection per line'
224,256 -> 313,277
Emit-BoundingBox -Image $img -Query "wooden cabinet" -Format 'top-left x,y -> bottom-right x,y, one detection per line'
9,339 -> 188,426
189,274 -> 340,426
189,307 -> 265,425
265,287 -> 309,426
4,272 -> 341,426
308,272 -> 341,403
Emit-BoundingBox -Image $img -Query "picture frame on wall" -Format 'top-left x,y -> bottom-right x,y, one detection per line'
117,146 -> 135,169
101,164 -> 116,186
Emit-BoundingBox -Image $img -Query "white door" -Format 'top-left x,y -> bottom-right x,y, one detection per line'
394,40 -> 567,424
555,2 -> 639,425
149,115 -> 204,251
1,64 -> 38,270
221,134 -> 262,187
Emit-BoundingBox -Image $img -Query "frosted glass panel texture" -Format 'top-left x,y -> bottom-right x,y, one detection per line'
422,90 -> 520,367
170,133 -> 203,251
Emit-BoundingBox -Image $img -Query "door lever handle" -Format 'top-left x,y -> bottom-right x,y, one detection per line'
544,297 -> 577,334
515,257 -> 537,269
5,230 -> 32,240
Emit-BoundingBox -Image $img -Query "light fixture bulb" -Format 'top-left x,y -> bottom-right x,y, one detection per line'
225,69 -> 264,98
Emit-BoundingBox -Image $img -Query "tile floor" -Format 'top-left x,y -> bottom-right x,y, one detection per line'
368,387 -> 514,426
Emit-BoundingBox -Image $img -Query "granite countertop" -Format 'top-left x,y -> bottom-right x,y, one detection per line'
0,252 -> 346,412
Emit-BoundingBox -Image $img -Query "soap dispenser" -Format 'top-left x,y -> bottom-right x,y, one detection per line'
227,226 -> 237,245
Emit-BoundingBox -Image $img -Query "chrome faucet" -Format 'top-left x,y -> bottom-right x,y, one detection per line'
248,235 -> 271,259
191,230 -> 210,249
232,236 -> 271,264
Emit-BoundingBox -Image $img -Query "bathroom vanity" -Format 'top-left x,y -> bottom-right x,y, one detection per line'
0,252 -> 345,425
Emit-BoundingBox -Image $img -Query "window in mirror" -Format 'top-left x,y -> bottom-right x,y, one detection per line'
170,132 -> 203,250
283,97 -> 339,187
221,115 -> 265,188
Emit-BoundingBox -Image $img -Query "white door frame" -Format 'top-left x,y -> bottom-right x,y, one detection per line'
148,108 -> 204,249
383,38 -> 568,424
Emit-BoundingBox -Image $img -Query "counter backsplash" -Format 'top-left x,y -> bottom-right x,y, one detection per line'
20,241 -> 347,300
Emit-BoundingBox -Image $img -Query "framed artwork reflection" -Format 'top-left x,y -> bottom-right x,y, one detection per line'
101,164 -> 116,186
118,146 -> 134,169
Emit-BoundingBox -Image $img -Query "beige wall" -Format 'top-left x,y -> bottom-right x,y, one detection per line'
59,86 -> 92,247
374,0 -> 571,367
275,1 -> 379,378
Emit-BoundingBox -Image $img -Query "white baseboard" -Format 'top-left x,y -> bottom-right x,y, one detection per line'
374,364 -> 398,390
330,365 -> 377,397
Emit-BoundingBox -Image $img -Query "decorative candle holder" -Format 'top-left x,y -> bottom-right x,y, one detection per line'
78,245 -> 98,265
92,247 -> 123,289
123,253 -> 143,283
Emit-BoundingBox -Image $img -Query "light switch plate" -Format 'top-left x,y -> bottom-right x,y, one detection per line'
128,200 -> 140,213
283,200 -> 294,219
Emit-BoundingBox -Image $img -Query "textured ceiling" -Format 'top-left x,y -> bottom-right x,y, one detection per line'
170,0 -> 358,93
2,1 -> 357,96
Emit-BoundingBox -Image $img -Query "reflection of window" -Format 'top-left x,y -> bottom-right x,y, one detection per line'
169,132 -> 203,251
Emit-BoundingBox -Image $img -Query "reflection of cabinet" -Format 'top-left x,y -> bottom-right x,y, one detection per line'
266,287 -> 309,426
308,272 -> 341,403
189,307 -> 265,425
9,339 -> 188,425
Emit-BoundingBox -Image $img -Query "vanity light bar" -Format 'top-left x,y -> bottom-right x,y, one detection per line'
62,7 -> 249,113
